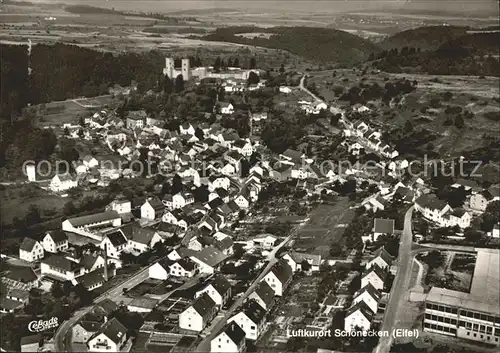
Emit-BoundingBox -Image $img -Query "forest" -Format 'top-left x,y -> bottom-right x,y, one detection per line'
0,44 -> 164,121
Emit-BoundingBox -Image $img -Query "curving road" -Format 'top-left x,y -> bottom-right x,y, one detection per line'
375,206 -> 414,353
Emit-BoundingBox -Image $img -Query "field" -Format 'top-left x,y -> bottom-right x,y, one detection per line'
293,197 -> 356,257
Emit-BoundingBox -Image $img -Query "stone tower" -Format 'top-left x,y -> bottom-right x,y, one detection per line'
181,58 -> 191,81
163,57 -> 175,78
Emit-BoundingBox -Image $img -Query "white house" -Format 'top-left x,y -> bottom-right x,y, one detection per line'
220,102 -> 234,115
163,192 -> 194,210
195,276 -> 232,306
488,223 -> 500,238
179,293 -> 217,332
86,318 -> 127,352
83,156 -> 99,169
42,230 -> 68,253
234,191 -> 250,209
261,260 -> 293,296
190,247 -> 226,275
100,230 -> 128,259
248,281 -> 275,310
282,252 -> 321,273
231,139 -> 253,157
469,188 -> 500,212
122,225 -> 163,254
352,283 -> 381,314
19,238 -> 44,262
148,260 -> 170,280
228,300 -> 266,341
211,322 -> 246,353
366,247 -> 393,270
415,194 -> 452,226
180,123 -> 196,136
252,234 -> 277,250
364,218 -> 395,244
344,301 -> 374,332
106,199 -> 131,215
72,321 -> 100,344
443,209 -> 472,229
208,175 -> 231,192
279,86 -> 292,94
141,197 -> 165,220
170,258 -> 198,277
50,174 -> 78,192
41,254 -> 84,281
361,264 -> 386,292
61,211 -> 122,241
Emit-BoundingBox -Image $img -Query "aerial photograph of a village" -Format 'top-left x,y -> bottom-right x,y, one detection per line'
0,0 -> 499,352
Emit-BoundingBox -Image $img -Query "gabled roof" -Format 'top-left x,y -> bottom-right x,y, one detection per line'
94,299 -> 119,316
42,254 -> 82,272
210,276 -> 232,297
144,197 -> 164,211
346,300 -> 374,320
65,211 -> 120,228
120,224 -> 156,245
191,292 -> 216,317
191,247 -> 226,268
355,282 -> 381,302
232,139 -> 249,149
176,258 -> 197,271
79,253 -> 104,271
239,299 -> 266,324
219,322 -> 246,347
415,194 -> 449,211
215,237 -> 233,251
79,267 -> 107,288
45,230 -> 68,243
76,320 -> 101,333
3,266 -> 37,283
269,260 -> 293,284
20,237 -> 39,252
226,150 -> 243,161
104,229 -> 128,248
362,263 -> 387,282
89,317 -> 126,345
252,281 -> 275,307
281,149 -> 303,162
286,252 -> 322,267
373,218 -> 395,234
208,197 -> 224,210
371,247 -> 393,266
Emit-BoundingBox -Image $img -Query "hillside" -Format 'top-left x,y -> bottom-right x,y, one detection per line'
380,26 -> 469,51
201,26 -> 380,66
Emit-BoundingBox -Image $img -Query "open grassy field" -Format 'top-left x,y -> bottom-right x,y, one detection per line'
294,197 -> 356,257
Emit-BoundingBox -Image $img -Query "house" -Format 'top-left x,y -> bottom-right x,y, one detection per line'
252,234 -> 277,250
19,238 -> 44,262
282,252 -> 321,273
2,267 -> 38,290
444,208 -> 472,229
195,276 -> 232,306
248,281 -> 275,310
211,321 -> 246,353
141,197 -> 165,220
20,334 -> 42,353
234,190 -> 250,210
6,289 -> 29,303
470,188 -> 500,212
488,223 -> 500,238
362,195 -> 387,212
365,218 -> 395,244
352,283 -> 381,314
228,299 -> 266,340
127,297 -> 158,313
72,321 -> 101,344
78,266 -> 114,291
121,224 -> 163,254
393,186 -> 415,202
361,264 -> 386,291
61,211 -> 122,241
126,110 -> 146,129
231,139 -> 253,157
180,123 -> 196,136
415,194 -> 452,226
148,259 -> 171,280
220,102 -> 234,115
344,301 -> 374,332
106,199 -> 132,215
280,149 -> 304,165
100,230 -> 128,259
50,174 -> 78,192
87,318 -> 127,352
270,163 -> 292,182
215,237 -> 234,256
42,230 -> 68,253
279,86 -> 292,94
179,293 -> 218,332
170,258 -> 198,277
261,260 -> 293,296
367,247 -> 393,270
41,254 -> 84,281
190,247 -> 227,274
83,155 -> 99,169
208,175 -> 231,192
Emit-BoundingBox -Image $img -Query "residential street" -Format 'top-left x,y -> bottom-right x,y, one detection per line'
374,206 -> 414,353
195,231 -> 296,352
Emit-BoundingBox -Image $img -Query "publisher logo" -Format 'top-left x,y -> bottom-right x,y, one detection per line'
28,317 -> 59,333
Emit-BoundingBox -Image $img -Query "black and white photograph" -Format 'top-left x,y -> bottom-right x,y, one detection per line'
0,0 -> 499,352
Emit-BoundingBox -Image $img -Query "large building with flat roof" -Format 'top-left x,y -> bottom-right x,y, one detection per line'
424,249 -> 500,346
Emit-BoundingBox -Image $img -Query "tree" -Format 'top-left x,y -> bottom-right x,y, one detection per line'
279,64 -> 285,75
163,74 -> 173,93
249,57 -> 256,69
171,174 -> 183,194
455,115 -> 465,128
233,57 -> 240,68
247,71 -> 260,86
175,74 -> 184,93
64,127 -> 70,136
51,282 -> 64,298
213,57 -> 221,72
79,115 -> 85,127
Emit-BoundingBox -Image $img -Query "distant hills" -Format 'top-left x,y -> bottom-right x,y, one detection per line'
201,26 -> 380,66
379,26 -> 469,51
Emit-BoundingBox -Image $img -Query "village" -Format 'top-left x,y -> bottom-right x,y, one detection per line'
1,56 -> 499,353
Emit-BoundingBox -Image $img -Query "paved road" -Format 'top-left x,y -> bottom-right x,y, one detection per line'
54,264 -> 152,352
195,232 -> 296,352
375,206 -> 414,353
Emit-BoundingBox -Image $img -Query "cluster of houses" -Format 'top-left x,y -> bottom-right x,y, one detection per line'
343,120 -> 399,159
344,247 -> 393,332
298,100 -> 328,115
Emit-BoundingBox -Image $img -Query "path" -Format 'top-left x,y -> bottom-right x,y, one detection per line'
375,206 -> 414,353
